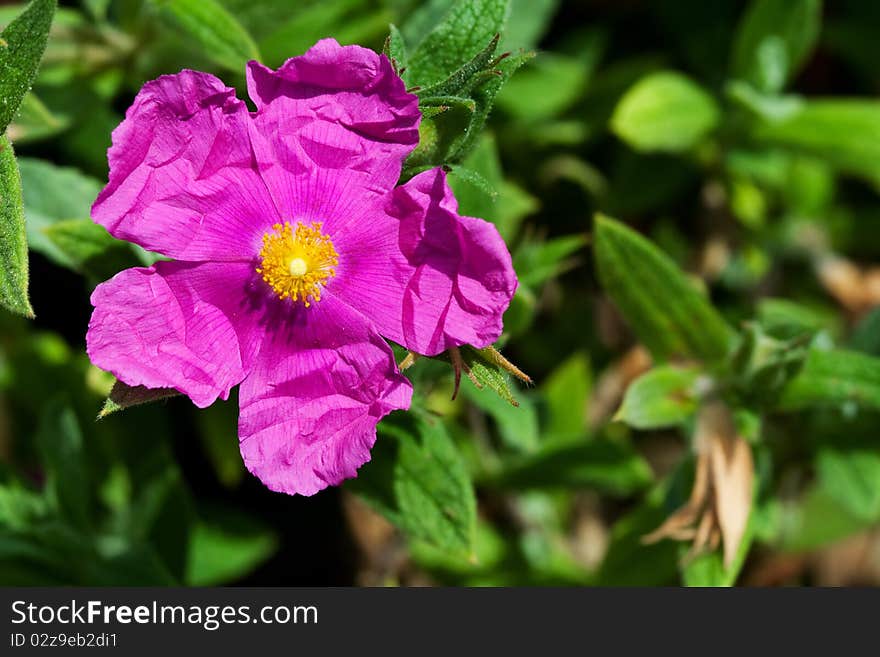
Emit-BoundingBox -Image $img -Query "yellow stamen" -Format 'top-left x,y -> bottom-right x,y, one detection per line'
256,221 -> 338,306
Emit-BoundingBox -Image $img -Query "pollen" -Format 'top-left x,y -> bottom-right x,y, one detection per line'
256,222 -> 339,306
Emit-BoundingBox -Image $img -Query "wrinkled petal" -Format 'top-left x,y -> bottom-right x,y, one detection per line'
246,39 -> 420,233
87,261 -> 266,408
238,295 -> 412,496
332,168 -> 517,356
92,70 -> 278,261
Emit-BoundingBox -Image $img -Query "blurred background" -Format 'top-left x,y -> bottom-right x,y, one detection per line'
2,0 -> 880,586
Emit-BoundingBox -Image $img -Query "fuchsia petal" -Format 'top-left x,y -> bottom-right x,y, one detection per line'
238,295 -> 412,496
246,39 -> 420,233
332,168 -> 518,356
87,261 -> 265,408
92,70 -> 278,261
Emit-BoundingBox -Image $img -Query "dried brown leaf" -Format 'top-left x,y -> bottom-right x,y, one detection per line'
818,255 -> 880,315
705,408 -> 754,569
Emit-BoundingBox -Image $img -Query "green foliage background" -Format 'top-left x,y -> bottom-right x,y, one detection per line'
1,0 -> 879,586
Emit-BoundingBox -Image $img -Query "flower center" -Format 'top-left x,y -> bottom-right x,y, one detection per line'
256,221 -> 338,306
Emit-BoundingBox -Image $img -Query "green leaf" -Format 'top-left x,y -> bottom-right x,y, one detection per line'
409,518 -> 507,577
756,297 -> 839,340
151,0 -> 260,72
0,523 -> 177,585
17,158 -> 102,269
492,439 -> 653,495
776,484 -> 870,552
610,71 -> 719,153
406,0 -> 510,87
497,49 -> 598,121
119,461 -> 194,581
348,412 -> 477,559
99,380 -> 180,419
401,0 -> 457,45
751,100 -> 880,185
35,400 -> 89,529
616,366 -> 700,430
815,448 -> 880,523
850,307 -> 880,356
186,514 -> 278,585
463,377 -> 538,453
541,352 -> 591,439
194,397 -> 246,488
725,80 -> 804,123
731,0 -> 821,92
593,214 -> 734,364
778,348 -> 880,412
43,219 -> 137,279
0,524 -> 89,585
87,545 -> 178,586
596,484 -> 679,586
446,133 -> 538,241
0,480 -> 49,530
513,234 -> 586,288
386,23 -> 408,71
256,0 -> 377,68
336,12 -> 396,59
501,0 -> 559,51
0,0 -> 56,135
82,0 -> 110,20
0,136 -> 31,317
0,5 -> 111,87
6,93 -> 68,143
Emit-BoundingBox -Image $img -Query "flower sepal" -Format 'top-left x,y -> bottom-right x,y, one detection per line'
98,379 -> 180,419
401,344 -> 531,407
384,23 -> 533,171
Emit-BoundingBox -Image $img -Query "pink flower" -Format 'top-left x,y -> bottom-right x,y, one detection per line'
86,39 -> 517,496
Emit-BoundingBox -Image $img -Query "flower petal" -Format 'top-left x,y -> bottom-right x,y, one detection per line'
238,295 -> 412,496
92,70 -> 278,261
332,168 -> 518,356
87,261 -> 265,408
246,39 -> 420,233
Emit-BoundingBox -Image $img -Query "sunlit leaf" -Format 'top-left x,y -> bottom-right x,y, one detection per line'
611,71 -> 719,152
616,365 -> 700,430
